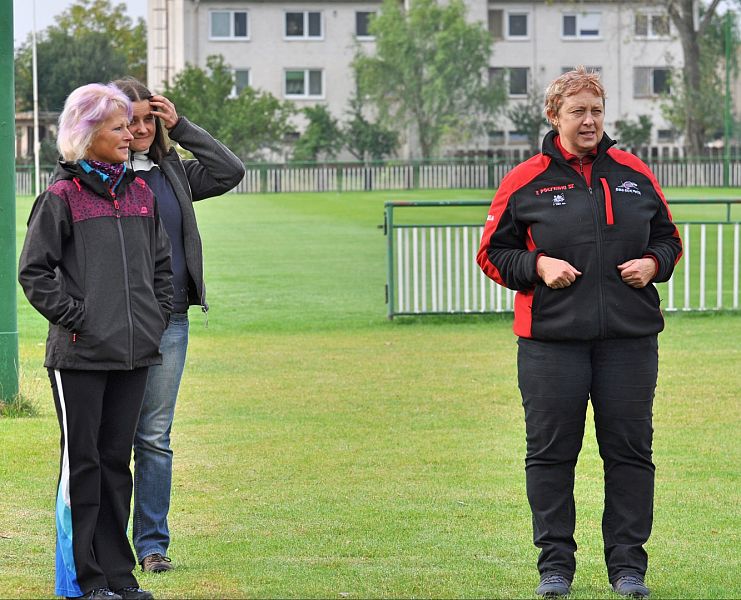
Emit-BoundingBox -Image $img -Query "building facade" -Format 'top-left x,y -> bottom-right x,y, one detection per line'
147,0 -> 695,159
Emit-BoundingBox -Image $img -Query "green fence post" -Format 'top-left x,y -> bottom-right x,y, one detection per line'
259,166 -> 268,194
0,1 -> 19,401
385,203 -> 395,319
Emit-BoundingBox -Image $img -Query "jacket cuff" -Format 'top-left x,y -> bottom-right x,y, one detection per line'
642,254 -> 660,281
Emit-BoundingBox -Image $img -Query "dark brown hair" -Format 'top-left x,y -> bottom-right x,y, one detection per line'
111,77 -> 171,163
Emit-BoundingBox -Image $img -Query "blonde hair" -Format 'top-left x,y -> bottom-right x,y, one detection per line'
544,66 -> 606,124
57,83 -> 132,161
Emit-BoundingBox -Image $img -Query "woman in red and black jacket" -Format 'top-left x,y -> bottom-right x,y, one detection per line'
477,67 -> 682,599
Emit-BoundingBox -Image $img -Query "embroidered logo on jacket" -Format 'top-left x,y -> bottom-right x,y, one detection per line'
552,194 -> 567,207
615,180 -> 642,195
140,206 -> 149,215
535,183 -> 575,196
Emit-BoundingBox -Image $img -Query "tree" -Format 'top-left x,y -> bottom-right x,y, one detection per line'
614,115 -> 653,155
164,55 -> 296,161
353,0 -> 506,160
292,105 -> 344,162
14,0 -> 146,111
343,95 -> 399,162
506,85 -> 547,157
659,0 -> 736,156
55,0 -> 147,83
15,29 -> 129,111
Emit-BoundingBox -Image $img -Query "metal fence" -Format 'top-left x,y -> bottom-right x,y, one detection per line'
384,200 -> 741,319
233,159 -> 741,194
16,158 -> 741,196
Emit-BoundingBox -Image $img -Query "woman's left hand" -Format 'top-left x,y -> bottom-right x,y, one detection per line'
149,94 -> 180,130
617,258 -> 657,288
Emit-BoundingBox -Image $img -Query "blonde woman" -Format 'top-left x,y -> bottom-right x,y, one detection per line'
19,83 -> 172,600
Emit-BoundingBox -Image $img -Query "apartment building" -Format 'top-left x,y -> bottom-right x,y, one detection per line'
147,0 -> 690,158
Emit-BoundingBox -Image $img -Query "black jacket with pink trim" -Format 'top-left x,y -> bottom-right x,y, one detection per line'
476,131 -> 683,341
19,161 -> 173,370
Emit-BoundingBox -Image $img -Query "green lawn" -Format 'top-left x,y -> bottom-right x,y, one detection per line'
1,189 -> 739,599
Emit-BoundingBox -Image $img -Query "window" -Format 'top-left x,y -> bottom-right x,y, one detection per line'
488,130 -> 505,145
634,67 -> 671,97
356,11 -> 375,38
489,67 -> 529,96
635,12 -> 670,38
488,9 -> 503,40
210,10 -> 248,40
507,13 -> 529,38
509,130 -> 528,144
657,129 -> 676,142
562,12 -> 601,39
231,69 -> 250,97
285,11 -> 322,39
285,69 -> 323,98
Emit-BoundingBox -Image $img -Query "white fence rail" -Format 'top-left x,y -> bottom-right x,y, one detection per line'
17,159 -> 741,196
385,201 -> 741,318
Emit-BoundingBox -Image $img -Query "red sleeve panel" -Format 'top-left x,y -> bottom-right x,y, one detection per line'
476,154 -> 551,288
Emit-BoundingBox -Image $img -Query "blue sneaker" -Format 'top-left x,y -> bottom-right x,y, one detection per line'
536,573 -> 572,597
613,575 -> 650,598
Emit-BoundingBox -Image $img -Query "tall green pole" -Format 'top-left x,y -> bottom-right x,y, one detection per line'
723,11 -> 732,188
0,1 -> 19,401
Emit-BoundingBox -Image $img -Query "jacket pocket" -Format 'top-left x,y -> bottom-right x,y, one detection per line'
600,178 -> 614,226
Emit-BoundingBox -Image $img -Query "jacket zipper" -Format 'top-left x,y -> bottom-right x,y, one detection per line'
580,158 -> 607,338
111,189 -> 135,367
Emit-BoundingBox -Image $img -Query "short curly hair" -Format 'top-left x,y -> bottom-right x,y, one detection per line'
57,83 -> 132,161
544,66 -> 606,124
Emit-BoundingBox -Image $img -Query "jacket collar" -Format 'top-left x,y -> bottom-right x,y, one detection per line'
541,129 -> 616,162
52,159 -> 138,197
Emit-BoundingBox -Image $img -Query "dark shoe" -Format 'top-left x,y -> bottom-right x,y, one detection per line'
67,589 -> 123,600
536,573 -> 572,597
613,575 -> 650,598
141,553 -> 173,573
114,587 -> 154,600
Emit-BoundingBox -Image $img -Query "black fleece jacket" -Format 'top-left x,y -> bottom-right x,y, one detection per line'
151,117 -> 246,311
18,161 -> 173,370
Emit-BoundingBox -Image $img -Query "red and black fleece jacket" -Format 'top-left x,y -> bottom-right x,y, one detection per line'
476,131 -> 683,341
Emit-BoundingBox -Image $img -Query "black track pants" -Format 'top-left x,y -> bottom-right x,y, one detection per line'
517,336 -> 658,583
49,368 -> 148,597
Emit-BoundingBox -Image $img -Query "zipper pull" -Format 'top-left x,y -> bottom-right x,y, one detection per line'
113,198 -> 120,218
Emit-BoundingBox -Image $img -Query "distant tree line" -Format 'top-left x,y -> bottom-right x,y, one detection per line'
14,0 -> 740,164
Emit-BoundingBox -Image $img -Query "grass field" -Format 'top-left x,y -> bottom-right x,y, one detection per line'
1,188 -> 740,599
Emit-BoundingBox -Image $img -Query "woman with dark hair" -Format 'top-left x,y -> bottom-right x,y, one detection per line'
477,66 -> 682,598
19,82 -> 171,600
111,77 -> 245,573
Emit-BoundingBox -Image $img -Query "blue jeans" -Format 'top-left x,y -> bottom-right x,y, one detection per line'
133,312 -> 189,561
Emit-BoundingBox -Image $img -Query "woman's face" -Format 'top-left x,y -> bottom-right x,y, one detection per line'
128,99 -> 157,153
86,108 -> 132,164
552,89 -> 604,157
